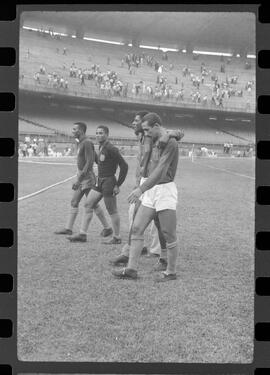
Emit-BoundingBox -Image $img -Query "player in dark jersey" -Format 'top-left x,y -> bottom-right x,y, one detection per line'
113,113 -> 180,282
68,125 -> 128,244
111,112 -> 183,270
55,122 -> 113,238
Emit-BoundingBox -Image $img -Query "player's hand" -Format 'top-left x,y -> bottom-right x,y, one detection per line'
72,182 -> 80,190
128,187 -> 142,204
113,185 -> 120,196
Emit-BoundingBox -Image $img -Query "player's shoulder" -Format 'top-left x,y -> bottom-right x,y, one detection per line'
82,137 -> 94,146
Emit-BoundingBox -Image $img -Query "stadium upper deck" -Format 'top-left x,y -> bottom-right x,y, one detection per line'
19,29 -> 255,113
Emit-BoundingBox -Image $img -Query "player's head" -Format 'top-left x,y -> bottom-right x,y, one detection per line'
132,111 -> 149,135
141,112 -> 162,140
72,122 -> 87,138
96,125 -> 109,143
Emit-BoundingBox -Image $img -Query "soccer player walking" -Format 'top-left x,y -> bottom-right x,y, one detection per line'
55,122 -> 112,238
113,113 -> 180,282
68,125 -> 128,244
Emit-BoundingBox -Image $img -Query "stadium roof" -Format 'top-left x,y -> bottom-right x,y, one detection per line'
21,11 -> 256,53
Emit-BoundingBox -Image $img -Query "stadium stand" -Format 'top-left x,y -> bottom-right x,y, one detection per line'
19,29 -> 255,113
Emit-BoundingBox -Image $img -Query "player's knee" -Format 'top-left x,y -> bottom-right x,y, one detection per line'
162,229 -> 176,245
131,223 -> 144,237
84,202 -> 94,214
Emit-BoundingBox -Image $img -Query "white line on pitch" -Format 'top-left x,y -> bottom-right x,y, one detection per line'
19,160 -> 76,166
194,162 -> 255,180
18,175 -> 76,201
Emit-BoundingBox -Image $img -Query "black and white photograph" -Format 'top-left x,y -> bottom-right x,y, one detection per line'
18,10 -> 255,362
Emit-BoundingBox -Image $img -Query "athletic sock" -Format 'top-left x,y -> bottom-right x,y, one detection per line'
66,207 -> 79,231
127,238 -> 144,270
94,205 -> 110,229
80,210 -> 93,234
166,243 -> 178,274
110,213 -> 120,238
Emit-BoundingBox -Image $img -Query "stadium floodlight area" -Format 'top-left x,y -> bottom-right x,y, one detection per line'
193,50 -> 233,57
83,36 -> 124,45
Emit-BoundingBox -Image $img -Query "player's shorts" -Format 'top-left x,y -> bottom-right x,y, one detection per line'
141,181 -> 178,212
92,176 -> 117,197
77,171 -> 96,192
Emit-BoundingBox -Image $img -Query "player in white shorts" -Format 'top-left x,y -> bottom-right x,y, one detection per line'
113,112 -> 180,282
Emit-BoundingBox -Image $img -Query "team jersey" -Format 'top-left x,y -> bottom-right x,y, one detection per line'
76,137 -> 96,183
97,140 -> 128,187
140,137 -> 179,193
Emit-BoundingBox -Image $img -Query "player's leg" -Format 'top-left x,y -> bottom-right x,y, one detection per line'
112,204 -> 155,279
87,187 -> 112,237
156,209 -> 178,280
152,214 -> 168,271
55,188 -> 84,235
109,200 -> 140,266
102,177 -> 121,244
68,189 -> 102,242
103,195 -> 121,243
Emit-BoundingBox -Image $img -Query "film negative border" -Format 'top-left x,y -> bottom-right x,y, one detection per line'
0,2 -> 269,375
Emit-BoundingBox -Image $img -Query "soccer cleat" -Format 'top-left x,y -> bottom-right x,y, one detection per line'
54,228 -> 72,235
67,233 -> 87,242
100,227 -> 113,237
109,254 -> 129,266
112,267 -> 138,280
153,258 -> 168,271
155,272 -> 177,283
103,236 -> 122,245
141,246 -> 148,256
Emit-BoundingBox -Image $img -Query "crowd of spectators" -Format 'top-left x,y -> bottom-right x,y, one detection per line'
19,136 -> 73,157
22,28 -> 255,110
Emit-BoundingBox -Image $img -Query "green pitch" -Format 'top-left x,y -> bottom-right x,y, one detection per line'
18,156 -> 255,362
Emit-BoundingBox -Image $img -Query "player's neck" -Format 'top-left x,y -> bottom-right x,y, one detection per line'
78,134 -> 86,142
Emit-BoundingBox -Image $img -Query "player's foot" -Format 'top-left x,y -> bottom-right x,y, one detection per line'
103,236 -> 122,245
155,272 -> 177,283
109,254 -> 129,266
100,227 -> 113,237
112,267 -> 138,280
153,258 -> 168,271
54,228 -> 72,235
141,246 -> 148,255
67,233 -> 87,242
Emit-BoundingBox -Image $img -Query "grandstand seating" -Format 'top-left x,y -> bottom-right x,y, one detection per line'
20,104 -> 136,138
19,118 -> 54,135
19,29 -> 255,112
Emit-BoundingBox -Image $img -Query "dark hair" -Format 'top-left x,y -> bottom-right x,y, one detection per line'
135,110 -> 149,120
97,125 -> 109,135
74,122 -> 87,133
142,112 -> 162,127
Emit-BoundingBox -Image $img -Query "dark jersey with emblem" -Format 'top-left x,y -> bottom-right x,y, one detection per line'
98,140 -> 128,186
140,138 -> 179,193
76,137 -> 96,183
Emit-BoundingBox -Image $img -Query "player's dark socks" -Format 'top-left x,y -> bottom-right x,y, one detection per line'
54,228 -> 72,235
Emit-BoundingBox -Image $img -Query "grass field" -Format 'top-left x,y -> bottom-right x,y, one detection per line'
18,155 -> 255,363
